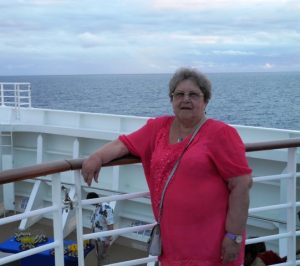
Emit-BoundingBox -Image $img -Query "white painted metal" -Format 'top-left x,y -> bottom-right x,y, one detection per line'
105,256 -> 157,266
62,186 -> 77,237
2,155 -> 14,211
83,222 -> 156,240
0,84 -> 4,106
1,131 -> 14,211
81,191 -> 150,206
18,180 -> 46,229
0,206 -> 57,226
52,173 -> 65,266
0,83 -> 31,109
286,148 -> 297,264
75,170 -> 85,266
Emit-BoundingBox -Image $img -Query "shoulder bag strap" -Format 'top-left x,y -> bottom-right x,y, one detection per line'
157,117 -> 207,222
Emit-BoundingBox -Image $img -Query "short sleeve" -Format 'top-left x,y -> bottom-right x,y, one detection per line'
208,125 -> 252,179
119,116 -> 169,159
119,116 -> 170,180
118,119 -> 153,157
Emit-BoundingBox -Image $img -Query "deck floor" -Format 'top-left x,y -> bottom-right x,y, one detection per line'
0,215 -> 148,266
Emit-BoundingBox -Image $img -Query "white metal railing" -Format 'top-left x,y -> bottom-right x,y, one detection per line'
246,147 -> 300,266
0,82 -> 31,108
0,174 -> 65,265
0,144 -> 299,265
0,172 -> 157,266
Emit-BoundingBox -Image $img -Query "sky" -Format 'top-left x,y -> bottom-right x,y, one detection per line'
0,0 -> 299,75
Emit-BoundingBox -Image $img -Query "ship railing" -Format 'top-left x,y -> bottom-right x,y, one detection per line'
0,138 -> 300,266
247,142 -> 300,266
0,82 -> 31,110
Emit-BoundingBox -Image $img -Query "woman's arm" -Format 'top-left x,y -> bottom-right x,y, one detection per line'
221,174 -> 252,263
226,174 -> 252,233
81,139 -> 129,186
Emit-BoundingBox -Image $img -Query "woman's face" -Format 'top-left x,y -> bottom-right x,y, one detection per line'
172,79 -> 207,123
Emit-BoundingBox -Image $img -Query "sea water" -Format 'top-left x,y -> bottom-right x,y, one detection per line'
0,72 -> 299,130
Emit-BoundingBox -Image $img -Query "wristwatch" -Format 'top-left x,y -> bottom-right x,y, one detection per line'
225,232 -> 243,244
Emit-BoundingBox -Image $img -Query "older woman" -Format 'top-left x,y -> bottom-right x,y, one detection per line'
82,67 -> 252,266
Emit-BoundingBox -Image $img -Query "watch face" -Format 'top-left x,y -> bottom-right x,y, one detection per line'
225,232 -> 243,244
235,235 -> 243,243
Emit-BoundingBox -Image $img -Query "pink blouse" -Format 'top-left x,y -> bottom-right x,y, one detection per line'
119,116 -> 252,266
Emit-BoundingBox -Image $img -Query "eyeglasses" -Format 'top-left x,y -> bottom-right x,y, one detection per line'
172,91 -> 204,101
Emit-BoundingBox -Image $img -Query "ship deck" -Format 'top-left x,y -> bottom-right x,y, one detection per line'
0,214 -> 147,266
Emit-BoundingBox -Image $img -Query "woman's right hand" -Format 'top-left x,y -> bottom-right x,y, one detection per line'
81,139 -> 130,186
81,154 -> 102,186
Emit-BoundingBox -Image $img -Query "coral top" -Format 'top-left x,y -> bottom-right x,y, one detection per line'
119,116 -> 252,266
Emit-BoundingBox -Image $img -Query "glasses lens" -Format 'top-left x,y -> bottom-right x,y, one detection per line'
173,92 -> 203,100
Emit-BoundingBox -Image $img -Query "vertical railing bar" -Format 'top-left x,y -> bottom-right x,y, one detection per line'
17,84 -> 20,109
52,173 -> 65,266
0,83 -> 4,106
74,170 -> 85,266
14,83 -> 17,109
17,84 -> 21,120
28,83 -> 32,107
286,147 -> 297,264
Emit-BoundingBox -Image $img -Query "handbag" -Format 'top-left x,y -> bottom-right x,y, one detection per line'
147,117 -> 207,256
148,223 -> 161,256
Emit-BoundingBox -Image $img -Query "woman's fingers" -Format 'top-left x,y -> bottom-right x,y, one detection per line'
82,170 -> 98,186
81,158 -> 101,186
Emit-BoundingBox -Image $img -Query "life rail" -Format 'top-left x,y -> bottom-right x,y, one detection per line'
1,138 -> 299,184
0,138 -> 300,266
0,82 -> 31,108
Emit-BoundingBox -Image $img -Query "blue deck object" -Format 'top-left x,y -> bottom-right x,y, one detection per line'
0,237 -> 94,266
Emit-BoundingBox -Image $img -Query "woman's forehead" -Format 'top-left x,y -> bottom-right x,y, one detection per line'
175,79 -> 201,90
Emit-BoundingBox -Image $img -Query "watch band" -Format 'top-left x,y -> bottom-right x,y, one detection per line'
225,232 -> 243,243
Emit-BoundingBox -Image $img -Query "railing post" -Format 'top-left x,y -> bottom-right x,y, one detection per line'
28,83 -> 32,107
52,173 -> 65,266
74,170 -> 85,266
0,83 -> 4,106
286,147 -> 297,264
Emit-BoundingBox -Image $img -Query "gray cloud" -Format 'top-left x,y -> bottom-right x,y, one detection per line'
0,0 -> 299,75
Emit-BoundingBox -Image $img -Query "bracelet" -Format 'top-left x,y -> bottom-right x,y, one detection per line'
225,232 -> 242,244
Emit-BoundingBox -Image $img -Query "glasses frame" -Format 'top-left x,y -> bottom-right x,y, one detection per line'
171,91 -> 204,101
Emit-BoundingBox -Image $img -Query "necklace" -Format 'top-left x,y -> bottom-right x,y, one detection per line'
175,116 -> 207,143
177,137 -> 184,143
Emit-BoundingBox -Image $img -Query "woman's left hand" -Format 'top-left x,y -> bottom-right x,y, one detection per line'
221,236 -> 241,264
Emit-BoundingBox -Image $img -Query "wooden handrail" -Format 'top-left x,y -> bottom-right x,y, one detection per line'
246,137 -> 300,152
0,155 -> 140,185
0,138 -> 300,185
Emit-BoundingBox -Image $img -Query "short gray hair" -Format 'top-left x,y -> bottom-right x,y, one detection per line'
169,67 -> 212,102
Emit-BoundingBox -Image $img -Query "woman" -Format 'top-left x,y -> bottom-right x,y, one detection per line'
81,67 -> 252,266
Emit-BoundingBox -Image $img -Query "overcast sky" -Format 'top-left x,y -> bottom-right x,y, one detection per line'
0,0 -> 299,75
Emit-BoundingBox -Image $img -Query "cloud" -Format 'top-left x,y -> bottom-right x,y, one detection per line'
213,50 -> 255,55
263,63 -> 274,69
78,32 -> 106,48
169,33 -> 233,44
151,0 -> 289,10
16,0 -> 69,5
0,0 -> 299,74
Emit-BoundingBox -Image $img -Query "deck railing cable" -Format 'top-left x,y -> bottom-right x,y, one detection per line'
0,138 -> 299,266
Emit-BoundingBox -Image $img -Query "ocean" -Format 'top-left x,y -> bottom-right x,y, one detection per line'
1,72 -> 299,131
